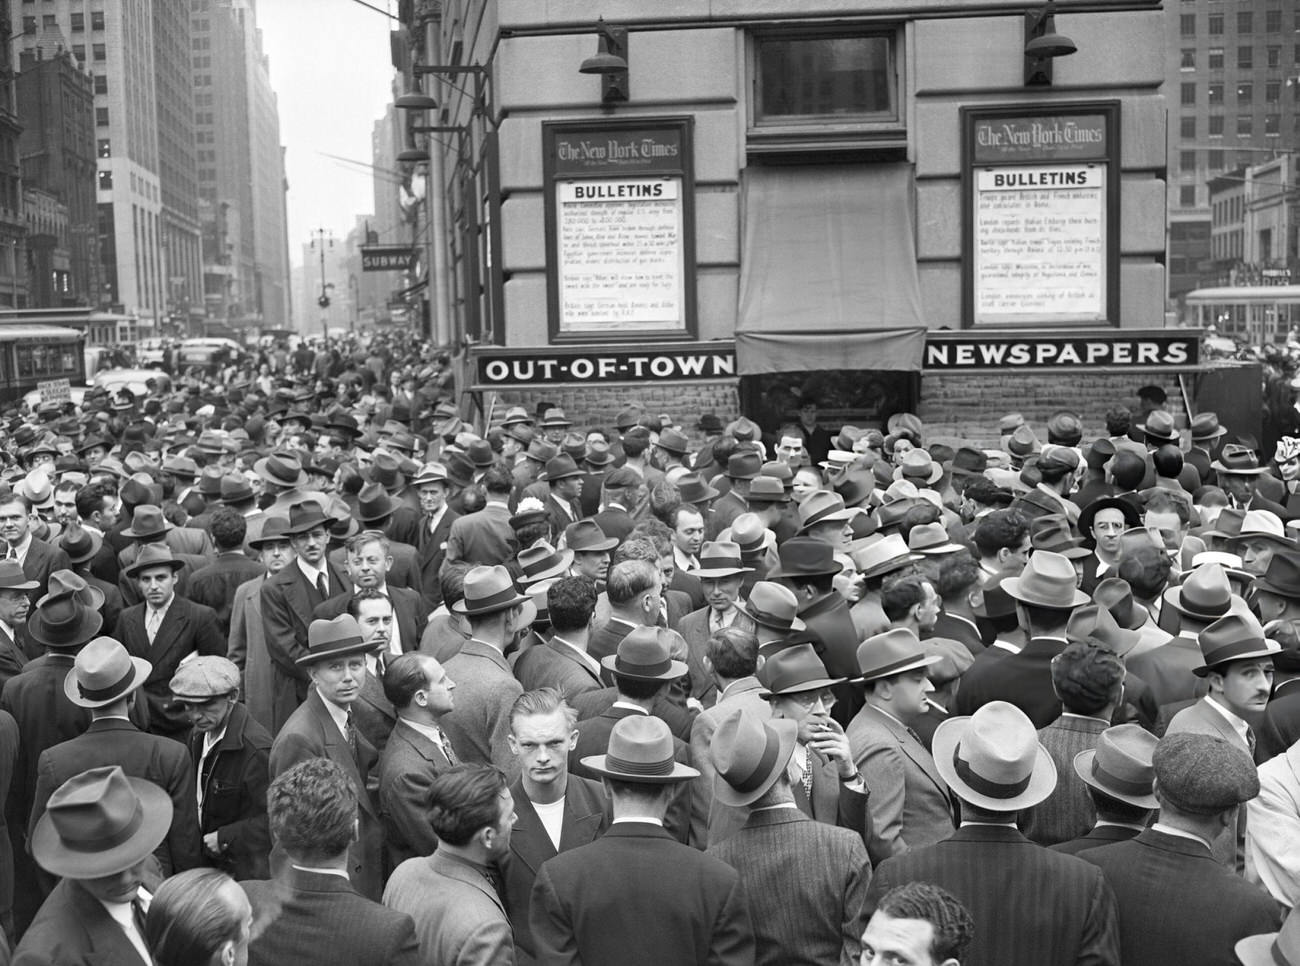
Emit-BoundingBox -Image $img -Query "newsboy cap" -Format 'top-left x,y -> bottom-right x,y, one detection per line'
1152,732 -> 1259,816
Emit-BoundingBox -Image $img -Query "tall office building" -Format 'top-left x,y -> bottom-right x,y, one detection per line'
1166,0 -> 1300,301
0,0 -> 26,308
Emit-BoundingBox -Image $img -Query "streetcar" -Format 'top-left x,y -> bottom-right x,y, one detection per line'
1182,285 -> 1300,345
0,324 -> 85,405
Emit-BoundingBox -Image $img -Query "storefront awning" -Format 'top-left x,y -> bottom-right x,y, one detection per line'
736,162 -> 927,373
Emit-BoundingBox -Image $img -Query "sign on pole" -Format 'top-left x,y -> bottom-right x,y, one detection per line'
38,378 -> 71,404
361,246 -> 418,272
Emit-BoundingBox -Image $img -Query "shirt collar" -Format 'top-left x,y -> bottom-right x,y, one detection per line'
403,718 -> 448,746
551,636 -> 601,675
612,815 -> 665,827
611,701 -> 649,714
1203,695 -> 1253,747
291,864 -> 351,880
316,688 -> 351,736
297,557 -> 327,582
1152,822 -> 1215,851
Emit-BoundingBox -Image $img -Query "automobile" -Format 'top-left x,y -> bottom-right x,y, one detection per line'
93,368 -> 170,397
137,338 -> 167,368
176,337 -> 242,371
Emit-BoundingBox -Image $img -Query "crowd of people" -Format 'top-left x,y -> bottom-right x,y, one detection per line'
0,341 -> 1299,965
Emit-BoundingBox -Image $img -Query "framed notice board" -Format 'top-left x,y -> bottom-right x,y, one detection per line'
543,117 -> 697,343
961,101 -> 1120,328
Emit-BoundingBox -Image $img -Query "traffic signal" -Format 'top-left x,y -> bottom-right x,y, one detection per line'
317,294 -> 331,308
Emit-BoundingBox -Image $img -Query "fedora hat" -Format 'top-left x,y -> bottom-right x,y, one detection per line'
729,416 -> 760,442
893,449 -> 943,485
757,642 -> 842,696
411,462 -> 449,487
1006,424 -> 1042,459
769,538 -> 842,580
1227,509 -> 1294,550
740,582 -> 807,634
584,440 -> 615,467
218,474 -> 254,505
1077,495 -> 1142,540
452,565 -> 529,616
600,626 -> 688,682
746,476 -> 788,505
16,470 -> 53,509
677,473 -> 720,505
122,543 -> 185,579
540,455 -> 583,482
580,714 -> 699,785
907,522 -> 966,556
524,439 -> 559,465
1237,908 -> 1300,966
949,447 -> 988,478
1257,550 -> 1300,600
760,461 -> 795,490
1029,515 -> 1091,560
517,543 -> 573,586
1137,409 -> 1179,444
1072,723 -> 1159,810
539,408 -> 572,428
27,590 -> 103,649
356,482 -> 397,523
295,614 -> 377,666
247,515 -> 291,549
710,706 -> 798,807
1212,444 -> 1268,475
1092,577 -> 1148,631
31,766 -> 172,879
1162,563 -> 1244,621
64,637 -> 151,708
726,451 -> 762,480
43,570 -> 104,612
850,533 -> 922,580
58,527 -> 103,567
1066,604 -> 1141,657
1001,551 -> 1089,609
1189,412 -> 1228,442
120,505 -> 174,540
325,412 -> 362,438
501,405 -> 533,427
933,701 -> 1057,811
443,452 -> 475,488
796,491 -> 857,534
284,499 -> 332,535
465,439 -> 496,469
564,519 -> 618,553
196,467 -> 224,497
856,628 -> 942,682
254,451 -> 308,488
834,469 -> 876,508
369,451 -> 406,489
694,542 -> 753,579
1193,611 -> 1281,676
0,559 -> 37,593
656,429 -> 689,456
725,515 -> 776,557
697,413 -> 724,434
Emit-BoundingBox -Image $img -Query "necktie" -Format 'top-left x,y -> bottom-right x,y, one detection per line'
344,711 -> 358,756
146,608 -> 162,644
1247,727 -> 1258,759
316,572 -> 328,600
3,544 -> 14,561
438,727 -> 458,765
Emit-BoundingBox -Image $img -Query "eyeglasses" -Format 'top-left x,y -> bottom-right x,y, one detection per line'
787,689 -> 836,712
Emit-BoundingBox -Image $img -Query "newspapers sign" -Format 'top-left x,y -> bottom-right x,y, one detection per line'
924,332 -> 1200,371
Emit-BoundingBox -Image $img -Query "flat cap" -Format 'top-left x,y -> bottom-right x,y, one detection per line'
1152,732 -> 1259,815
169,656 -> 240,700
604,465 -> 641,488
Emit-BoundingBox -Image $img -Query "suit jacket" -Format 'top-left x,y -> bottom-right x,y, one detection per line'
186,701 -> 272,880
1165,697 -> 1251,872
569,687 -> 696,743
18,539 -> 69,604
378,719 -> 453,869
1258,677 -> 1300,762
845,703 -> 955,864
30,718 -> 200,880
350,670 -> 398,756
1050,823 -> 1144,855
585,617 -> 633,664
315,585 -> 431,659
383,849 -> 513,966
1081,830 -> 1280,966
260,559 -> 353,731
530,822 -> 754,966
0,627 -> 27,692
709,491 -> 749,539
326,542 -> 423,599
691,678 -> 770,846
866,824 -> 1121,966
117,594 -> 225,737
439,639 -> 523,781
81,572 -> 123,640
244,867 -> 420,966
187,551 -> 266,641
1022,714 -> 1110,846
929,612 -> 985,657
676,608 -> 757,706
1125,633 -> 1209,712
542,493 -> 580,543
707,808 -> 869,966
513,637 -> 603,703
953,637 -> 1067,727
446,502 -> 516,566
269,689 -> 383,901
416,507 -> 459,609
591,505 -> 635,543
13,868 -> 162,966
1248,740 -> 1300,907
228,574 -> 275,733
798,592 -> 862,727
498,775 -> 608,963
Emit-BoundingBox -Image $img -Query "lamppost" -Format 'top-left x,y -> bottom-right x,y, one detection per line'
311,227 -> 334,339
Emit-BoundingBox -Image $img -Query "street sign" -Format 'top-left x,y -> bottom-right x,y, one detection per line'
38,378 -> 71,404
361,245 -> 418,272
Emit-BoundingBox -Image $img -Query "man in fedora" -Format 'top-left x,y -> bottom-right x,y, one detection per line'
243,758 -> 421,966
439,565 -> 527,780
269,614 -> 385,901
254,450 -> 330,517
562,519 -> 617,586
186,506 -> 264,642
1214,444 -> 1272,512
58,522 -> 123,638
29,637 -> 199,884
538,455 -> 584,538
1258,619 -> 1300,762
1166,611 -> 1279,872
115,503 -> 213,600
706,705 -> 869,966
117,543 -> 225,739
348,481 -> 423,561
412,462 -> 458,609
1076,495 -> 1142,595
0,492 -> 70,604
445,467 -> 517,568
739,580 -> 807,658
677,542 -> 756,706
514,576 -> 604,703
261,499 -> 353,731
846,628 -> 955,864
0,560 -> 37,675
316,530 -> 431,662
15,766 -> 171,966
570,626 -> 699,845
954,550 -> 1090,727
531,714 -> 753,966
710,452 -> 762,538
592,466 -> 640,544
1184,412 -> 1228,486
865,701 -> 1121,966
228,515 -> 294,733
1050,723 -> 1159,856
1080,733 -> 1279,966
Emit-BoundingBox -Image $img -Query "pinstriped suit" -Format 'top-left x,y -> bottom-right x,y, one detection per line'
864,824 -> 1122,966
707,808 -> 869,966
1022,714 -> 1110,846
1050,824 -> 1143,855
1164,697 -> 1251,872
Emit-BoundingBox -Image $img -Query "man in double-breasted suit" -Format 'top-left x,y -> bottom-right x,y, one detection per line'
261,502 -> 352,731
228,516 -> 295,734
117,546 -> 225,738
499,689 -> 608,964
707,706 -> 870,966
411,463 -> 458,609
115,505 -> 214,607
675,542 -> 757,706
269,615 -> 384,901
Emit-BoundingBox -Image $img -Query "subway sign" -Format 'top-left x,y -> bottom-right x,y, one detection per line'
923,331 -> 1200,371
474,344 -> 736,386
361,245 -> 417,272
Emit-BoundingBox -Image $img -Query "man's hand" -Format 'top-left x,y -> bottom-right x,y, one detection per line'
203,831 -> 222,853
806,715 -> 856,780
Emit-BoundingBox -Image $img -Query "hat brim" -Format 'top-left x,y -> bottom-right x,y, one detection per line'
571,537 -> 620,553
913,541 -> 968,556
894,465 -> 944,485
1072,748 -> 1159,810
1000,575 -> 1089,610
739,602 -> 807,634
1254,576 -> 1300,600
855,652 -> 943,684
1234,934 -> 1283,966
27,608 -> 103,649
796,509 -> 858,535
768,562 -> 841,579
932,716 -> 1057,812
1160,585 -> 1248,621
1190,427 -> 1228,441
1191,641 -> 1281,677
452,591 -> 530,616
693,565 -> 754,579
122,557 -> 186,579
294,638 -> 381,666
758,674 -> 846,698
518,552 -> 575,586
120,520 -> 175,539
31,777 -> 173,878
599,655 -> 689,682
579,753 -> 699,784
1225,531 -> 1295,551
0,577 -> 39,592
712,718 -> 798,808
64,656 -> 151,708
1210,462 -> 1267,475
856,552 -> 925,581
253,457 -> 308,488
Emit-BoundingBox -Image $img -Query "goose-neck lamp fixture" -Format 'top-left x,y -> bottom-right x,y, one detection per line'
579,18 -> 629,104
1024,1 -> 1077,87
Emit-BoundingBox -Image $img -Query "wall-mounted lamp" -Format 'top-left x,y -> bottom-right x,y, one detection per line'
1024,1 -> 1077,87
578,18 -> 628,104
395,89 -> 437,112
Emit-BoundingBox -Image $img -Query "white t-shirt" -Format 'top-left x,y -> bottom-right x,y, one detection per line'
533,797 -> 566,852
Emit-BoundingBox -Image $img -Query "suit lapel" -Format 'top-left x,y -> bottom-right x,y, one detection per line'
69,880 -> 148,963
548,640 -> 601,684
508,789 -> 556,873
869,705 -> 948,795
391,592 -> 417,652
559,779 -> 605,851
307,690 -> 375,815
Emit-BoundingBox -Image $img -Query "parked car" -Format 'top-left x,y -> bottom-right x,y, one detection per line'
137,338 -> 167,368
